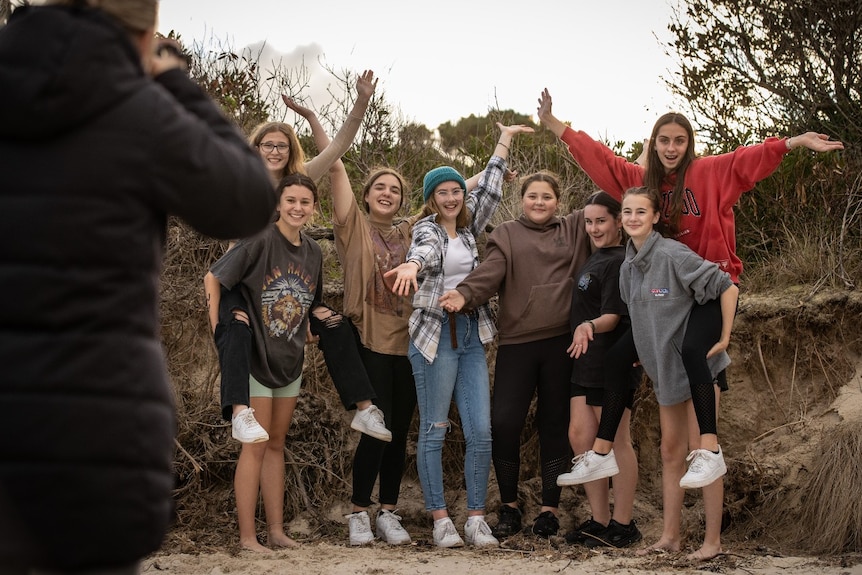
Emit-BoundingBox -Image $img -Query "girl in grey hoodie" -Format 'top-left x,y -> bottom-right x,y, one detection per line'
619,187 -> 738,561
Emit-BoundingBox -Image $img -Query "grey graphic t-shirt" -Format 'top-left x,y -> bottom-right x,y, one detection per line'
211,224 -> 322,387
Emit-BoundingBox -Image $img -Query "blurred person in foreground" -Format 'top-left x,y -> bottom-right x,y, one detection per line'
0,1 -> 275,573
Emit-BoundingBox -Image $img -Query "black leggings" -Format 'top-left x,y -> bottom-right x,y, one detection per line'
308,305 -> 377,410
492,334 -> 573,508
596,299 -> 724,442
215,287 -> 374,419
214,285 -> 253,421
350,346 -> 417,508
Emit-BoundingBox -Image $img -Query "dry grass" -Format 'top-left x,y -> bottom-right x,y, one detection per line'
158,207 -> 862,557
790,420 -> 862,554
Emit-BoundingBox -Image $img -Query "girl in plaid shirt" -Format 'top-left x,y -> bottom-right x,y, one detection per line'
386,123 -> 533,548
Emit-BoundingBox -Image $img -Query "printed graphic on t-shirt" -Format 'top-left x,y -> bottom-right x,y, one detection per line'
578,272 -> 593,292
367,228 -> 408,317
650,288 -> 670,298
261,264 -> 316,339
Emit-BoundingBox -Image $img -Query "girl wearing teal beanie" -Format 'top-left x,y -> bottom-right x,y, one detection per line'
386,122 -> 534,548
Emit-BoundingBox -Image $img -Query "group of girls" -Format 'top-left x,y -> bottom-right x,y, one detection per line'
205,69 -> 844,557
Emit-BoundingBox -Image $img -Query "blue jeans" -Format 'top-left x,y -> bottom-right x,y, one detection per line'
409,313 -> 492,512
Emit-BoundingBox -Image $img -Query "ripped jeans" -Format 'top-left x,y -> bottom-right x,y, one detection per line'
408,313 -> 492,512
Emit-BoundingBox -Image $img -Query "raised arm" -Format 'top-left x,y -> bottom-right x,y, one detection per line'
282,96 -> 330,155
326,157 -> 355,225
467,123 -> 535,235
301,70 -> 377,182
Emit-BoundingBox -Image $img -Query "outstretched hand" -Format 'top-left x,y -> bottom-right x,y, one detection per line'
438,290 -> 466,313
497,122 -> 535,138
282,95 -> 315,119
791,132 -> 845,153
383,262 -> 418,296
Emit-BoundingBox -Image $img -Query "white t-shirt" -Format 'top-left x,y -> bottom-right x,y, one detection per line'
443,235 -> 471,291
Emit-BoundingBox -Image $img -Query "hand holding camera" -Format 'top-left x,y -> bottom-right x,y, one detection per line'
148,38 -> 190,77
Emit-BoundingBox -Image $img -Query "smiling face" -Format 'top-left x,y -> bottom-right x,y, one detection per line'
430,181 -> 465,225
653,122 -> 690,174
584,203 -> 622,249
277,183 -> 316,233
622,192 -> 660,245
521,180 -> 559,226
258,130 -> 291,175
364,173 -> 403,222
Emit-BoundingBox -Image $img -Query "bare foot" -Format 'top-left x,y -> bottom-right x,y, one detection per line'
636,539 -> 680,556
687,544 -> 722,561
240,539 -> 271,553
269,532 -> 300,548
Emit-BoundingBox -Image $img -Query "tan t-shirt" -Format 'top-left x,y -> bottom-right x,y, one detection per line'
333,202 -> 417,356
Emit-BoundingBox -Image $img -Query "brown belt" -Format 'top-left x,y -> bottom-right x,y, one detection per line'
448,312 -> 458,349
447,310 -> 476,349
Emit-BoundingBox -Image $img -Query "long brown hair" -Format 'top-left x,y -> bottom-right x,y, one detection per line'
644,113 -> 696,236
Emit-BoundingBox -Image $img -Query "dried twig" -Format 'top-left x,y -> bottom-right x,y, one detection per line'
756,335 -> 789,420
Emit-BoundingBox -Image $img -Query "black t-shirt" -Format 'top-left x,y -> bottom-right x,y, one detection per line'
569,246 -> 633,387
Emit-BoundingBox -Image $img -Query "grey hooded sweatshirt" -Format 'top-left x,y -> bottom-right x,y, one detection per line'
619,230 -> 733,405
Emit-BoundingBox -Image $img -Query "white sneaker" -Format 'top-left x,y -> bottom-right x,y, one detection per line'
679,446 -> 727,489
556,450 -> 620,486
346,511 -> 374,546
432,517 -> 464,548
231,407 -> 269,443
350,405 -> 393,442
376,510 -> 411,545
464,517 -> 499,548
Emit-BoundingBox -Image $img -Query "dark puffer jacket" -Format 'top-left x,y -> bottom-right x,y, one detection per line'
0,5 -> 275,571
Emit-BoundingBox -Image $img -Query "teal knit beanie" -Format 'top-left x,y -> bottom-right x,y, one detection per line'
423,166 -> 467,202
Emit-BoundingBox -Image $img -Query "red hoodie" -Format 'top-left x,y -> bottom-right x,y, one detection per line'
561,127 -> 789,283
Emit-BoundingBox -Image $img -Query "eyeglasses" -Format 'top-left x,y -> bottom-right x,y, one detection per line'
259,142 -> 289,153
435,188 -> 464,199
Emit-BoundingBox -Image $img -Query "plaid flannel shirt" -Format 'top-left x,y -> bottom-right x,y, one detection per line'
406,154 -> 507,363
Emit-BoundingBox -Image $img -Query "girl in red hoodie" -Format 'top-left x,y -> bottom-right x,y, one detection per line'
537,89 -> 843,560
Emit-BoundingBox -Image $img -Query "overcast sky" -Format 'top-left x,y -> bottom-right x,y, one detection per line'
157,0 -> 684,147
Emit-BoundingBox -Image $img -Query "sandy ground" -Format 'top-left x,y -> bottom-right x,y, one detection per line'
144,301 -> 862,575
142,543 -> 862,575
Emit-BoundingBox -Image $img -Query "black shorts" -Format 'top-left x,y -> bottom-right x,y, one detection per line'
570,383 -> 634,410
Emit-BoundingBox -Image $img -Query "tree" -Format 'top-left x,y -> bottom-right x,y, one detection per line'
667,0 -> 861,149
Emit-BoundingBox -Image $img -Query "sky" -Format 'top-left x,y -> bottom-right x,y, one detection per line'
157,0 -> 684,148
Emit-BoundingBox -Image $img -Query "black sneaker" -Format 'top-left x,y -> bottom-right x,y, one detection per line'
531,511 -> 560,538
565,518 -> 607,545
584,519 -> 643,548
491,505 -> 523,539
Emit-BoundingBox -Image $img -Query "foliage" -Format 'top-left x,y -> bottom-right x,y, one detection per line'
155,12 -> 861,554
665,0 -> 861,290
666,0 -> 862,147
